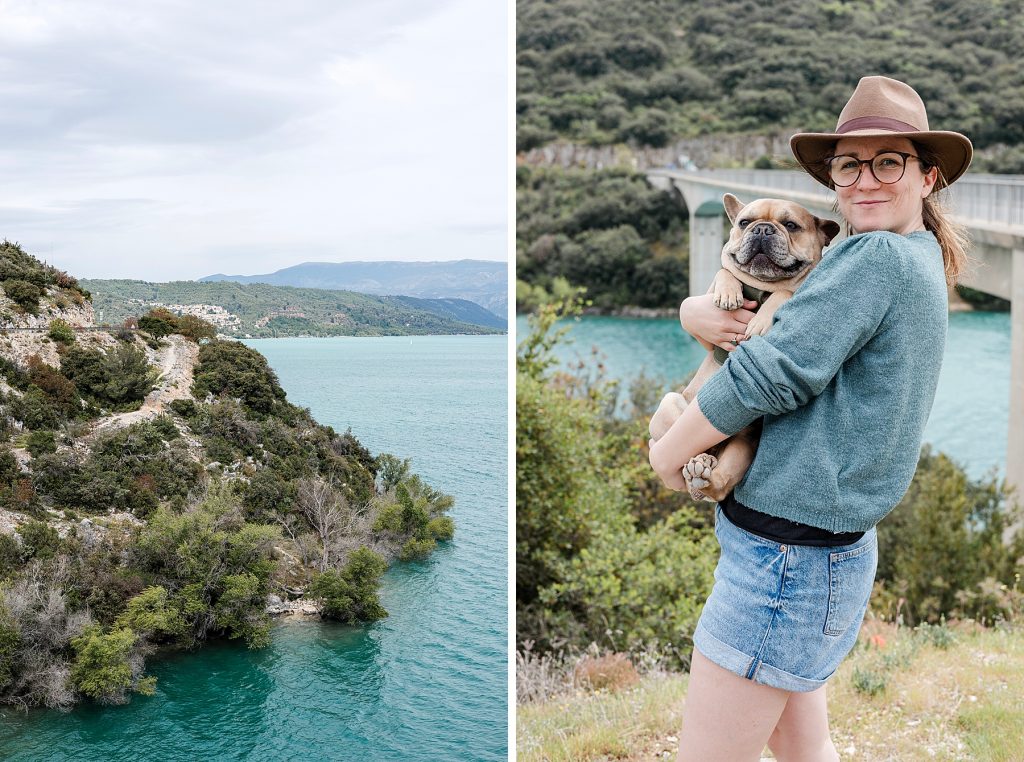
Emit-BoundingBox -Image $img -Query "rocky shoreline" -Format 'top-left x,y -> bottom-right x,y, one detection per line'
266,594 -> 322,618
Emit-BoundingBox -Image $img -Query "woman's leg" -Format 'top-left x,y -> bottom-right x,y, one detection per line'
676,649 -> 790,762
765,684 -> 840,762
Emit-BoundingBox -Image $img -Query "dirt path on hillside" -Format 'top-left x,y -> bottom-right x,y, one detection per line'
88,335 -> 199,439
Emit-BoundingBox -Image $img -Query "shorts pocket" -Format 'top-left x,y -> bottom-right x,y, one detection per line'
824,536 -> 877,636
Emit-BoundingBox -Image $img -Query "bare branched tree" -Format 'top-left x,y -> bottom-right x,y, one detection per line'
295,476 -> 369,572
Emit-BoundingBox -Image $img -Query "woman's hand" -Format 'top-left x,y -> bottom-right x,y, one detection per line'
679,294 -> 759,352
648,439 -> 686,491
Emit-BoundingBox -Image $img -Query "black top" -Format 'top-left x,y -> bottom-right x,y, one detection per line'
719,490 -> 866,547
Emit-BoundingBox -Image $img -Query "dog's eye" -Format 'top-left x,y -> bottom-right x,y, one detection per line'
784,221 -> 800,231
738,220 -> 750,228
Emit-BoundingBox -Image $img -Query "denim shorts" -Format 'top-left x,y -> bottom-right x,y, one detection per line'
693,505 -> 878,692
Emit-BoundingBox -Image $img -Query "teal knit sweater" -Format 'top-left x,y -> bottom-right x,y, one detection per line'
695,230 -> 947,533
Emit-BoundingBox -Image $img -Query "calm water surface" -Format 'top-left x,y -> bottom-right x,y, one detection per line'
517,312 -> 1010,481
0,335 -> 508,762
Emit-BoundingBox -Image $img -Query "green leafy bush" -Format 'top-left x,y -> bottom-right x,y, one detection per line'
192,341 -> 287,415
114,587 -> 186,640
60,344 -> 154,409
373,476 -> 455,559
32,418 -> 203,515
0,534 -> 21,578
25,431 -> 57,457
1,280 -> 43,312
47,319 -> 76,344
138,308 -> 178,338
15,521 -> 61,561
0,606 -> 21,690
874,446 -> 1024,625
138,308 -> 216,342
131,491 -> 279,646
70,626 -> 148,703
308,547 -> 388,623
517,166 -> 686,311
175,314 -> 217,342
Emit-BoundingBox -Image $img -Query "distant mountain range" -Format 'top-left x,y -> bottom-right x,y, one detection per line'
200,259 -> 507,318
80,279 -> 506,337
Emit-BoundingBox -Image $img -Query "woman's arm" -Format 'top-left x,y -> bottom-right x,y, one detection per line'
679,294 -> 759,353
695,233 -> 907,438
648,398 -> 729,490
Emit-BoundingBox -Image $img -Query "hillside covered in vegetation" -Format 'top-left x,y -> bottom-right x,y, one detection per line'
200,259 -> 508,318
517,0 -> 1024,170
516,166 -> 687,310
0,242 -> 455,709
81,279 -> 504,338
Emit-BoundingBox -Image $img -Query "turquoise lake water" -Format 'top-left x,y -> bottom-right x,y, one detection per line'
0,335 -> 508,762
517,312 -> 1011,481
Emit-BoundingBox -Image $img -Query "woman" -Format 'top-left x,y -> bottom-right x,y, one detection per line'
648,76 -> 972,761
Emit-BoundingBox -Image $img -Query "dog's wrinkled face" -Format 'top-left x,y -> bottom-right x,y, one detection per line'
721,194 -> 840,285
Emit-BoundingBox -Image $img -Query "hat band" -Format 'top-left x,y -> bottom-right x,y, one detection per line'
836,116 -> 920,134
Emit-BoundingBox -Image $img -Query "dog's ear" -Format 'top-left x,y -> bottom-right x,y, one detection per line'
817,217 -> 841,246
722,193 -> 745,224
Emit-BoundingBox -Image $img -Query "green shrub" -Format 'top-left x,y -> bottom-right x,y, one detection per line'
308,547 -> 388,623
32,419 -> 203,515
168,398 -> 197,418
852,667 -> 888,696
874,446 -> 1024,625
399,537 -> 435,560
138,308 -> 178,338
517,364 -> 627,605
114,586 -> 185,640
0,448 -> 19,485
25,355 -> 81,421
0,534 -> 21,577
2,280 -> 43,312
241,469 -> 295,522
427,516 -> 455,541
192,341 -> 287,415
543,509 -> 717,665
70,626 -> 143,703
0,605 -> 20,690
175,314 -> 217,342
373,476 -> 454,557
61,344 -> 154,409
131,493 -> 279,646
25,430 -> 57,457
213,573 -> 271,648
16,520 -> 60,560
47,319 -> 76,344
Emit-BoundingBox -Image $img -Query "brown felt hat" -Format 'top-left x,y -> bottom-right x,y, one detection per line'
790,76 -> 973,189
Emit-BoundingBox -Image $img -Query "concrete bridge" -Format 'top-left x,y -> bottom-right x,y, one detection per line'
646,168 -> 1024,498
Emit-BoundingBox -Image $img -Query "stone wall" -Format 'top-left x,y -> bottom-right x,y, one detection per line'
519,134 -> 796,171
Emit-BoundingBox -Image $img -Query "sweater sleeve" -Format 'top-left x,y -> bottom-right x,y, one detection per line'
696,232 -> 907,436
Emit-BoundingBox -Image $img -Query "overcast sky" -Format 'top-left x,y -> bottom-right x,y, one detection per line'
0,0 -> 507,281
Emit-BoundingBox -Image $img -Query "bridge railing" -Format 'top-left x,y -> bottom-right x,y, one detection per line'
683,169 -> 1024,229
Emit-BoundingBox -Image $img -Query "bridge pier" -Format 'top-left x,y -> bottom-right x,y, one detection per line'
1009,249 -> 1024,504
690,200 -> 726,298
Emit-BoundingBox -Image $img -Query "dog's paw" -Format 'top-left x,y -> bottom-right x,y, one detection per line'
744,312 -> 773,337
713,283 -> 744,311
683,453 -> 719,502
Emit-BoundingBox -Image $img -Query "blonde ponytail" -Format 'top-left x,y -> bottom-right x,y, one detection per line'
915,142 -> 971,288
